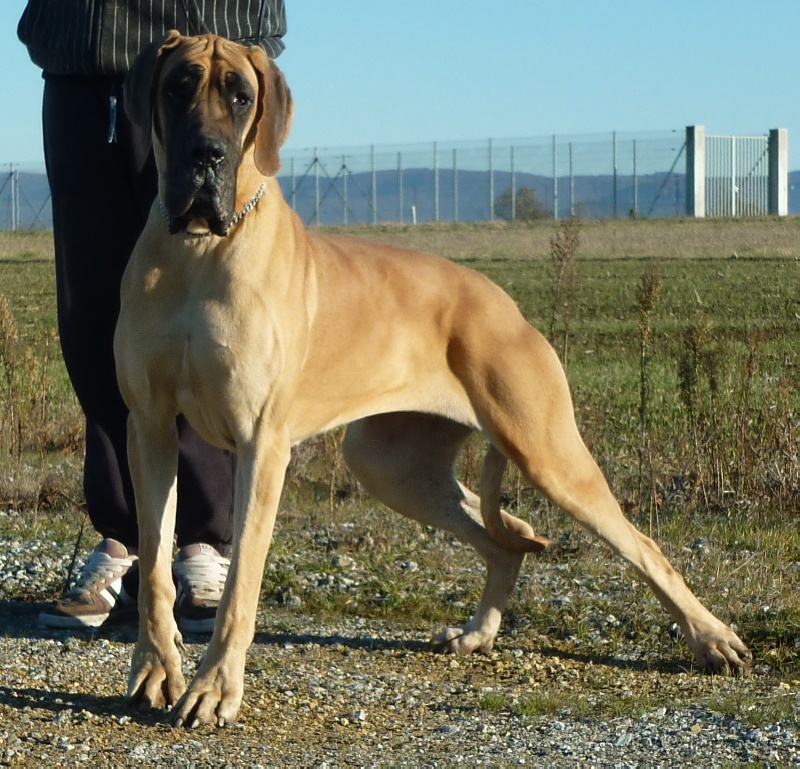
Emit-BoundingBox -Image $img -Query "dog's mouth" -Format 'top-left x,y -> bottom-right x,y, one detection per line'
162,172 -> 235,237
167,196 -> 231,237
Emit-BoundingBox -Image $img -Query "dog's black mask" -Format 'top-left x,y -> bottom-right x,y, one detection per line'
158,62 -> 257,236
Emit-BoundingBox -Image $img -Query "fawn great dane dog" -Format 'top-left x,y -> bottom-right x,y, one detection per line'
115,32 -> 751,727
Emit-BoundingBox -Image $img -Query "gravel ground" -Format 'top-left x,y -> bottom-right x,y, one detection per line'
0,535 -> 797,768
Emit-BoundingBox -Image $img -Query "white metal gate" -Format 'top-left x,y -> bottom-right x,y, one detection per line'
705,135 -> 769,217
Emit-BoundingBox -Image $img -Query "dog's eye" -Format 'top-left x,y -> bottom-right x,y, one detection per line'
164,77 -> 195,102
233,93 -> 252,107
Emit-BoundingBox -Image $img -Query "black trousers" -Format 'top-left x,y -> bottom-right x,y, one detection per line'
42,75 -> 234,551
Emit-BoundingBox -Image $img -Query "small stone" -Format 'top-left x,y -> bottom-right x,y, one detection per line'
435,725 -> 458,734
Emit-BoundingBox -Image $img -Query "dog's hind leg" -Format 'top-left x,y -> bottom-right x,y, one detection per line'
343,412 -> 536,654
477,335 -> 752,674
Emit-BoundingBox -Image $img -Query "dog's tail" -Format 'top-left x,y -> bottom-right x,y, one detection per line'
480,445 -> 553,553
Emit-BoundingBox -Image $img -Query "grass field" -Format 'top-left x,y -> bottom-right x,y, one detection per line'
0,218 -> 797,722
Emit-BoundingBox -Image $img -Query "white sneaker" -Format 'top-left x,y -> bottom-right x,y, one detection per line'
39,538 -> 138,628
172,543 -> 230,633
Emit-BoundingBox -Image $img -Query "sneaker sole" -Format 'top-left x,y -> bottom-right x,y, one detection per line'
38,604 -> 138,629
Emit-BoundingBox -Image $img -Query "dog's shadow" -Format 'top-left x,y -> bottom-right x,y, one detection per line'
1,598 -> 699,680
0,598 -> 139,642
249,628 -> 686,675
0,684 -> 153,723
251,628 -> 430,654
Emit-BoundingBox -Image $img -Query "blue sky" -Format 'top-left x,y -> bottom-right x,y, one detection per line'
1,1 -> 798,169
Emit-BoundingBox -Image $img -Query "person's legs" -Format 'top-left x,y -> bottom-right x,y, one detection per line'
40,76 -> 235,628
43,75 -> 236,550
44,76 -> 143,547
175,417 -> 235,551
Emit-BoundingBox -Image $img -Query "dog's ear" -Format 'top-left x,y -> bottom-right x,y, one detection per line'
247,45 -> 294,177
123,30 -> 184,153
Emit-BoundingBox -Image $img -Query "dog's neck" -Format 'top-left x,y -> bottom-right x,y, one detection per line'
158,183 -> 267,238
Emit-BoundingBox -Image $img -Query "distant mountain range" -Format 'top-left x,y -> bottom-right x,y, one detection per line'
280,167 -> 800,225
3,169 -> 799,230
279,168 -> 690,225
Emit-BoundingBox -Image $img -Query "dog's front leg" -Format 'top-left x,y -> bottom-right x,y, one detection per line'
172,427 -> 291,728
125,414 -> 186,711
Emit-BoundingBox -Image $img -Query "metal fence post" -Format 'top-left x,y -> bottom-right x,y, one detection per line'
488,138 -> 494,222
342,154 -> 348,226
510,146 -> 516,221
731,138 -> 737,217
568,143 -> 574,217
10,165 -> 19,231
397,151 -> 403,224
633,139 -> 638,217
371,144 -> 377,225
453,148 -> 458,223
434,141 -> 440,223
613,131 -> 618,218
314,148 -> 320,226
552,135 -> 558,220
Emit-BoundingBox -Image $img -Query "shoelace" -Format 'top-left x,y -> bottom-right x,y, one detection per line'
72,552 -> 134,595
175,556 -> 229,601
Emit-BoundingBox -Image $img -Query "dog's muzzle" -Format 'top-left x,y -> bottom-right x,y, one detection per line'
162,135 -> 238,236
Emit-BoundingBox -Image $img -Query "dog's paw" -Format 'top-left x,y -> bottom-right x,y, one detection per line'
171,667 -> 244,728
689,624 -> 753,676
431,624 -> 496,655
127,639 -> 186,711
696,636 -> 753,676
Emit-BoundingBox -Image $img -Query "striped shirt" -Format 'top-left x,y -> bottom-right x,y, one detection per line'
18,0 -> 286,76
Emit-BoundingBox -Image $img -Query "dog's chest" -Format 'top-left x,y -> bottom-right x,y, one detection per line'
172,292 -> 278,399
121,261 -> 283,445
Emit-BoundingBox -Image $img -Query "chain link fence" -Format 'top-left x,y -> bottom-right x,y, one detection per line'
0,163 -> 51,230
279,130 -> 688,227
8,128 -> 786,231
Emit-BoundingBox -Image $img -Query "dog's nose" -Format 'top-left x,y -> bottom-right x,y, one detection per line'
189,137 -> 226,169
